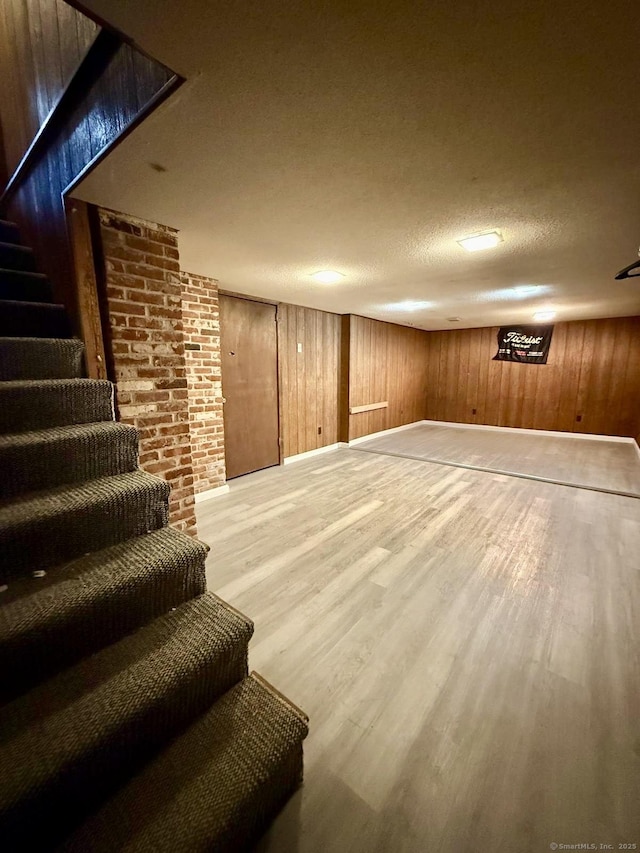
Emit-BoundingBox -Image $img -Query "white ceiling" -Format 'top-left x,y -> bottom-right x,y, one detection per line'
76,0 -> 640,330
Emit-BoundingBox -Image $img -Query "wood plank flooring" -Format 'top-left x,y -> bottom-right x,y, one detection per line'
197,447 -> 640,853
357,423 -> 640,495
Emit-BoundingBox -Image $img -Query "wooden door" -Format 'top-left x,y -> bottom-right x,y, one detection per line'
220,295 -> 280,479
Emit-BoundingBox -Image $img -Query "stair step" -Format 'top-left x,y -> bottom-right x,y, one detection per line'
0,421 -> 139,500
0,593 -> 254,849
0,337 -> 85,380
0,378 -> 113,434
0,268 -> 51,302
0,244 -> 36,273
0,299 -> 71,337
60,674 -> 309,853
0,220 -> 20,244
0,470 -> 170,582
0,527 -> 209,703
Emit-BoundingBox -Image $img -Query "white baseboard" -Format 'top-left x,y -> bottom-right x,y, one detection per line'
194,484 -> 230,503
284,443 -> 341,464
421,419 -> 636,445
348,421 -> 424,446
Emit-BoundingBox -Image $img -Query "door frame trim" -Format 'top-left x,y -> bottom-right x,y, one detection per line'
219,289 -> 278,306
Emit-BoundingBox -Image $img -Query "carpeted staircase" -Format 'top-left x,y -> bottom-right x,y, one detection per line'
0,218 -> 308,851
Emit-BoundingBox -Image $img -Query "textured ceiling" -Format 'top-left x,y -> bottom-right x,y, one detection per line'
75,0 -> 640,329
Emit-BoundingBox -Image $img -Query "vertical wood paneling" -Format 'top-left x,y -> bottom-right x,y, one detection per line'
424,316 -> 640,438
465,330 -> 480,424
348,315 -> 430,440
620,319 -> 640,439
575,320 -> 597,433
2,22 -> 176,333
0,0 -> 99,175
338,314 -> 351,444
296,307 -> 306,454
456,330 -> 469,425
277,303 -> 341,457
323,310 -> 338,446
557,322 -> 584,431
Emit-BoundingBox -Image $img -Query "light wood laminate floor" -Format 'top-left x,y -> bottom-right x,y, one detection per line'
356,423 -> 640,495
198,448 -> 640,853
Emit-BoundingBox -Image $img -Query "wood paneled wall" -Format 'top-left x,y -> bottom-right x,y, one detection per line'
232,307 -> 640,462
0,0 -> 99,176
278,303 -> 341,457
0,1 -> 179,338
0,114 -> 9,189
348,315 -> 430,440
425,316 -> 640,438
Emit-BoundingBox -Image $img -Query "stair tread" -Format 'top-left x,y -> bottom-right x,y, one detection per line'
0,335 -> 80,344
0,300 -> 70,337
0,377 -> 108,390
0,526 -> 208,611
0,469 -> 170,582
0,469 -> 168,524
0,377 -> 113,433
0,337 -> 85,380
0,593 -> 254,846
0,267 -> 44,278
0,419 -> 135,450
0,222 -> 20,244
0,527 -> 209,702
0,271 -> 53,302
59,674 -> 308,853
0,376 -> 103,388
0,420 -> 139,499
0,244 -> 33,254
0,298 -> 59,308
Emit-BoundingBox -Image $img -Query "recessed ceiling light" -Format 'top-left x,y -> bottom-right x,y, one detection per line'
533,311 -> 556,322
447,317 -> 461,322
457,230 -> 504,252
310,270 -> 345,284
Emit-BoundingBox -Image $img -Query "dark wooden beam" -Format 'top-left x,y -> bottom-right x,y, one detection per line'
65,198 -> 108,380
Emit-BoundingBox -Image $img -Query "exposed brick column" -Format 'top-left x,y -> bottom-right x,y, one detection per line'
98,208 -> 197,536
180,272 -> 226,495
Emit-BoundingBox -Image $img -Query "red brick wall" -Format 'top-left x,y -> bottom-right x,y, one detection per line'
180,272 -> 226,494
98,208 -> 197,536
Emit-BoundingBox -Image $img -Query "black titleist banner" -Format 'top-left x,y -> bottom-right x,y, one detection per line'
493,325 -> 553,364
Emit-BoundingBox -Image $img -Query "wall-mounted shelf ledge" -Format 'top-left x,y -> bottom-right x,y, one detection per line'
350,401 -> 389,414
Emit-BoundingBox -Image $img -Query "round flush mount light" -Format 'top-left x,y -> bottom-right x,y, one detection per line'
457,230 -> 504,252
310,270 -> 345,284
385,300 -> 432,312
533,310 -> 556,322
513,285 -> 539,294
447,317 -> 462,322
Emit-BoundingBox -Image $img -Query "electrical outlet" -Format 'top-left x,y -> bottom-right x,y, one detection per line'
317,426 -> 322,435
472,408 -> 477,415
297,342 -> 303,353
576,414 -> 582,422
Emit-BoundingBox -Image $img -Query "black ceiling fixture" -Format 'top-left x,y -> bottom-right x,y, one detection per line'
614,258 -> 640,280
